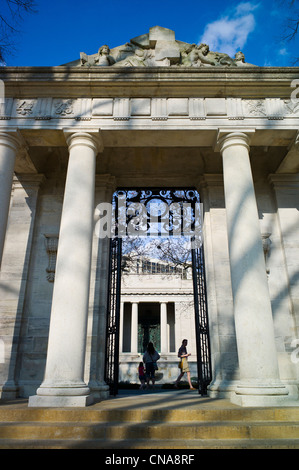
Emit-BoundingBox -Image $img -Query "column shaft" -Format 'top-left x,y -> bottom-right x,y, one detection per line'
219,131 -> 288,406
131,302 -> 138,354
29,132 -> 101,407
119,301 -> 124,353
160,302 -> 168,353
87,176 -> 115,399
0,174 -> 44,399
0,131 -> 21,267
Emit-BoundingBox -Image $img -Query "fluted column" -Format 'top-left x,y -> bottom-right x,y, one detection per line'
131,302 -> 139,354
160,302 -> 168,353
29,131 -> 102,407
218,131 -> 289,406
0,130 -> 22,268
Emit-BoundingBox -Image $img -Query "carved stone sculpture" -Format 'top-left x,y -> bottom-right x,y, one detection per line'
73,26 -> 256,68
233,51 -> 257,67
80,44 -> 115,66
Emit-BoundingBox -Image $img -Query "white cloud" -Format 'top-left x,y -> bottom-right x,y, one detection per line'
278,47 -> 288,56
235,1 -> 259,15
199,2 -> 259,57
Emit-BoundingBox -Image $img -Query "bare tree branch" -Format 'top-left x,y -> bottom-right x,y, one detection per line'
122,237 -> 193,276
0,0 -> 37,64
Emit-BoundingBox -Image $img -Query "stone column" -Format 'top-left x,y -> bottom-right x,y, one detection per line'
29,131 -> 102,407
0,174 -> 45,399
0,130 -> 22,268
131,302 -> 139,354
269,174 -> 299,339
218,131 -> 289,406
86,175 -> 115,400
119,301 -> 124,353
160,302 -> 168,353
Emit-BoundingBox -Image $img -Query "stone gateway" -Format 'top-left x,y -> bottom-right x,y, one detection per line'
0,26 -> 298,408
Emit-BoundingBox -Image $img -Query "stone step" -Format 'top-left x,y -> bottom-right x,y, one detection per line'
0,407 -> 299,423
0,420 -> 298,441
0,438 -> 298,449
0,401 -> 298,449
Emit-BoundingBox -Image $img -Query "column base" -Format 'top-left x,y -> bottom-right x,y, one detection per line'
28,394 -> 94,407
0,381 -> 19,400
208,379 -> 238,398
28,380 -> 94,407
89,380 -> 110,400
230,382 -> 290,407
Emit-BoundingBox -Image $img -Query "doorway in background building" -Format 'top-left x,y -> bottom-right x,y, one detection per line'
138,303 -> 161,354
104,188 -> 211,396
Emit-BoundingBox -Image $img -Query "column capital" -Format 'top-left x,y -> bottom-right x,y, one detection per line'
214,128 -> 255,152
268,173 -> 299,190
63,128 -> 103,154
199,174 -> 224,189
13,173 -> 46,190
0,128 -> 25,152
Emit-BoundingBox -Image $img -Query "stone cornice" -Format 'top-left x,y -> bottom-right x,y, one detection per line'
1,66 -> 299,99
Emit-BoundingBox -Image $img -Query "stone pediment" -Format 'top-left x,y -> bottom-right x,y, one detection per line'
66,26 -> 256,68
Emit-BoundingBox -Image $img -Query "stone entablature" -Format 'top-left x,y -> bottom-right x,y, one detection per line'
1,97 -> 299,122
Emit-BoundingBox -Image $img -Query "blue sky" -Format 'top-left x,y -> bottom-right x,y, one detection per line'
4,0 -> 299,67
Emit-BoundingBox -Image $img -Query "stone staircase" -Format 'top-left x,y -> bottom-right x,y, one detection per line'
0,397 -> 299,448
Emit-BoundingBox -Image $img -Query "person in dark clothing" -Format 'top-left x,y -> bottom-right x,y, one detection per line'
174,339 -> 196,390
143,342 -> 160,389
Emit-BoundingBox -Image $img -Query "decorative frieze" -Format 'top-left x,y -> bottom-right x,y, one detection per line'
243,99 -> 267,117
53,99 -> 75,117
92,98 -> 113,116
227,98 -> 244,120
0,98 -> 13,120
75,98 -> 92,121
152,98 -> 168,120
113,98 -> 130,120
130,98 -> 151,116
189,98 -> 205,120
35,98 -> 52,120
4,97 -> 299,121
16,99 -> 35,116
265,99 -> 285,120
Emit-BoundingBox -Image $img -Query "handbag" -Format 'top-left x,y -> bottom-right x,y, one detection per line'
178,360 -> 182,369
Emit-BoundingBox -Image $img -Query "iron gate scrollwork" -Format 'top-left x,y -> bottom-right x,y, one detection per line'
104,188 -> 212,396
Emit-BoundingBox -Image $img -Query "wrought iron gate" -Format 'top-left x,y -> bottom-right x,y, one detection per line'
104,188 -> 212,395
104,237 -> 122,396
191,244 -> 212,395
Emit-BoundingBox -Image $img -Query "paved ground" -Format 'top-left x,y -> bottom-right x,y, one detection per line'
0,389 -> 235,410
1,389 -> 298,410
